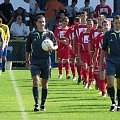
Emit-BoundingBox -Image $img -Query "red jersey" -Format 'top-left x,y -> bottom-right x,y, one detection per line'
95,4 -> 112,17
94,32 -> 104,56
88,27 -> 100,42
78,31 -> 90,52
88,27 -> 100,52
74,23 -> 87,40
54,26 -> 69,48
94,32 -> 107,70
64,26 -> 75,46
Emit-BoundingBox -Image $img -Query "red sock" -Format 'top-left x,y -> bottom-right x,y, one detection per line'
100,80 -> 107,94
97,77 -> 101,90
83,70 -> 89,83
89,71 -> 94,81
65,61 -> 70,76
58,62 -> 63,75
88,71 -> 94,87
71,63 -> 76,77
77,65 -> 82,78
94,73 -> 99,89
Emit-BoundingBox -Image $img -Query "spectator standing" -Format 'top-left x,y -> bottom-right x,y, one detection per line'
45,0 -> 65,31
79,0 -> 94,18
100,15 -> 120,112
95,0 -> 112,17
13,7 -> 28,24
24,0 -> 41,14
26,15 -> 58,111
0,0 -> 14,26
24,0 -> 45,31
66,0 -> 79,25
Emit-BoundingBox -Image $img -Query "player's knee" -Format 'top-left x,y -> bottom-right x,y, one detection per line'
58,59 -> 62,63
107,82 -> 114,88
32,76 -> 40,87
42,79 -> 48,89
117,79 -> 120,89
83,63 -> 88,70
71,59 -> 75,64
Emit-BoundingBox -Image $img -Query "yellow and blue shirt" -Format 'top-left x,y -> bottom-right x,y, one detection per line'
0,27 -> 5,45
0,24 -> 10,41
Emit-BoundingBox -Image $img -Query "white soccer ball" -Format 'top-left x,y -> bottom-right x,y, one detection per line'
42,39 -> 53,51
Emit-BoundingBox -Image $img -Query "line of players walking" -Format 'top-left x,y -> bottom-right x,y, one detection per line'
54,11 -> 111,98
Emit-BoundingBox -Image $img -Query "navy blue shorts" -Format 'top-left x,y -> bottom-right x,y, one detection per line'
0,46 -> 3,59
2,48 -> 7,57
30,57 -> 51,80
106,61 -> 120,78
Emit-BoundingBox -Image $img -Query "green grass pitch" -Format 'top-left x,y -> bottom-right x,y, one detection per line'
0,69 -> 120,120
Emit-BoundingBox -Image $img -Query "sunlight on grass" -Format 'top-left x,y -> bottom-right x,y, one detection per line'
0,69 -> 120,120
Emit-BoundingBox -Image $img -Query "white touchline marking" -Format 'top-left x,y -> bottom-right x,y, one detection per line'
9,70 -> 28,120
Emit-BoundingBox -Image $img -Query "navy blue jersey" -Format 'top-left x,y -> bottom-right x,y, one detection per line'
102,29 -> 120,64
26,30 -> 57,65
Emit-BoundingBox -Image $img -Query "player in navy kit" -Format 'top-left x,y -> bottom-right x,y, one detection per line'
100,15 -> 120,112
26,15 -> 58,111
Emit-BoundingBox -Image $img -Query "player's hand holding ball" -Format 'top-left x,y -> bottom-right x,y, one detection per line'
42,39 -> 58,52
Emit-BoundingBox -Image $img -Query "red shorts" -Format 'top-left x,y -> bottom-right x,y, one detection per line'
57,47 -> 70,60
81,52 -> 90,65
70,49 -> 77,59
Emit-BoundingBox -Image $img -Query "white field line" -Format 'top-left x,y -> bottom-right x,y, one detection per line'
9,70 -> 28,120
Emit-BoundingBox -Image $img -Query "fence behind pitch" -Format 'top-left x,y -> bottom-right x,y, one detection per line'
7,39 -> 26,63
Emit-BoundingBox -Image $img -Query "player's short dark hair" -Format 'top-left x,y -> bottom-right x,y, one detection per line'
113,15 -> 120,22
35,15 -> 45,22
62,16 -> 69,22
93,18 -> 98,24
100,12 -> 107,17
74,17 -> 80,22
76,12 -> 81,16
97,25 -> 102,30
72,0 -> 78,3
102,20 -> 111,26
80,11 -> 87,16
87,18 -> 93,22
85,0 -> 90,2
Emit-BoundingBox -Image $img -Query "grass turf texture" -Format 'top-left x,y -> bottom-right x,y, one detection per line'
0,69 -> 120,120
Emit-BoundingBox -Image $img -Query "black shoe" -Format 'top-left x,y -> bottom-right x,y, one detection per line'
34,104 -> 40,111
110,105 -> 117,112
77,77 -> 81,85
66,75 -> 71,79
2,68 -> 5,72
117,106 -> 120,112
40,105 -> 46,111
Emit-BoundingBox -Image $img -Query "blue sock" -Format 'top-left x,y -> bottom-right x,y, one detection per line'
2,60 -> 6,70
33,87 -> 39,105
107,87 -> 116,105
41,88 -> 48,107
0,62 -> 2,70
117,89 -> 120,106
